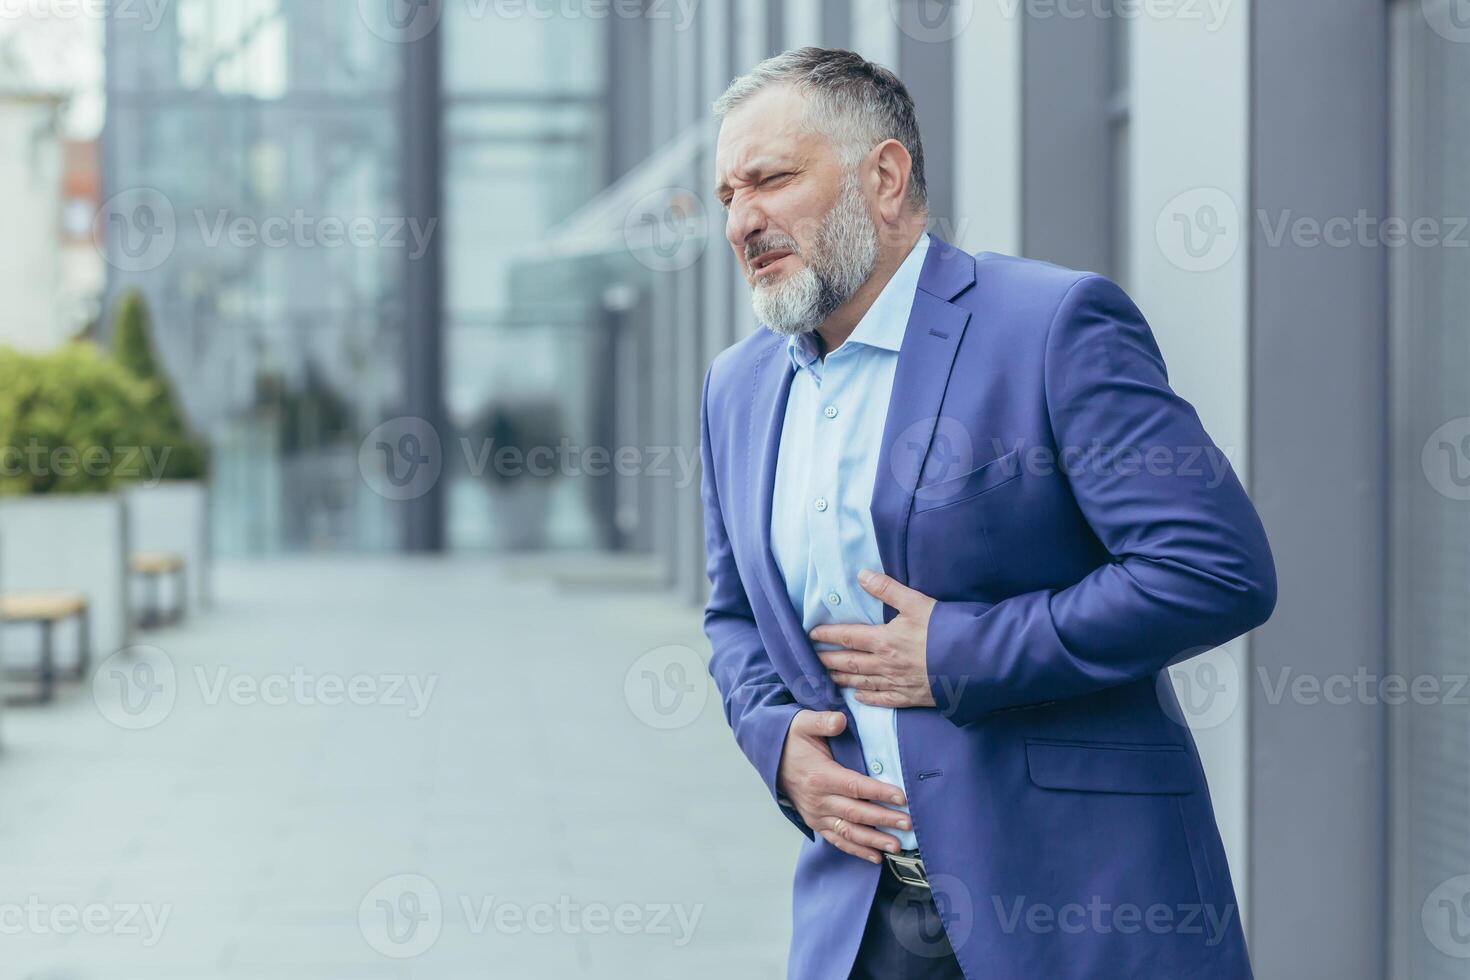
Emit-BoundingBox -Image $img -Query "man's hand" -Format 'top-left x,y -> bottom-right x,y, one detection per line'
777,709 -> 911,864
811,569 -> 939,708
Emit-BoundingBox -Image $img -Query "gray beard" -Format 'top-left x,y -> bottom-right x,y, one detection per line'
751,173 -> 879,338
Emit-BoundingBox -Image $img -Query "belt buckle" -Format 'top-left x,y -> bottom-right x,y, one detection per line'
884,851 -> 930,890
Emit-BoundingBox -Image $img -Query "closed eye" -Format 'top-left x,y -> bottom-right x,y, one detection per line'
718,172 -> 796,211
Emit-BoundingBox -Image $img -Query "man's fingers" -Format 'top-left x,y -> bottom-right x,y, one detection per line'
792,709 -> 846,738
816,649 -> 883,676
809,622 -> 885,651
824,814 -> 903,854
856,568 -> 933,614
814,761 -> 907,806
819,829 -> 883,865
823,796 -> 912,833
854,689 -> 913,708
827,670 -> 887,691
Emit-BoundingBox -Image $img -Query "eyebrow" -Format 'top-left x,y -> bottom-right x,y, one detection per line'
714,157 -> 787,199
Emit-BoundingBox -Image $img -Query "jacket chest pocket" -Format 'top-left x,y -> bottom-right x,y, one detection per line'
911,448 -> 1022,513
905,449 -> 1023,596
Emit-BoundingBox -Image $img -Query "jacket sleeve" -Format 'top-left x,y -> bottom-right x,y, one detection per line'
699,363 -> 814,837
926,274 -> 1278,727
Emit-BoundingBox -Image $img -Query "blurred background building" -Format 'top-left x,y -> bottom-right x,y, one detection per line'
0,1 -> 1464,976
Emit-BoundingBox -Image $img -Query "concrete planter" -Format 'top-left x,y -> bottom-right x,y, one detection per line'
0,493 -> 130,676
123,479 -> 211,612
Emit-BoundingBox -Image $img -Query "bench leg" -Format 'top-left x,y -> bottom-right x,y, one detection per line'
38,619 -> 54,704
76,606 -> 90,680
142,572 -> 160,628
173,566 -> 187,624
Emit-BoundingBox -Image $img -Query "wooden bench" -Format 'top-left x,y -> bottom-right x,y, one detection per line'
130,551 -> 186,627
2,591 -> 90,705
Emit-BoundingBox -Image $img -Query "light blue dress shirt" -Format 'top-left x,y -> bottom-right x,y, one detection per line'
770,231 -> 930,850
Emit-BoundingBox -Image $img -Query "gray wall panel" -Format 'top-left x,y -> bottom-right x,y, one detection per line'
1249,2 -> 1390,976
1021,7 -> 1114,275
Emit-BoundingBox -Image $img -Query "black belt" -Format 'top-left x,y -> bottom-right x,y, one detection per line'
882,848 -> 930,890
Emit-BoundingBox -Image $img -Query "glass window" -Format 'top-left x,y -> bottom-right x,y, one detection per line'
442,13 -> 609,552
107,2 -> 406,553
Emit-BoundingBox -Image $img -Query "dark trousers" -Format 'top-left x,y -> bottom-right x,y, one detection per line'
847,860 -> 968,980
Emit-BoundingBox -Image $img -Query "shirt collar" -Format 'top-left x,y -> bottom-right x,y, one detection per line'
786,231 -> 930,374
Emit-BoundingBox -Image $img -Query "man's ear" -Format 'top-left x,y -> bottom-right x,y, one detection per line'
869,138 -> 914,224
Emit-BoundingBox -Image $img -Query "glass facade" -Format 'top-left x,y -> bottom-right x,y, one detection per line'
441,5 -> 609,551
106,1 -> 406,553
105,1 -> 625,556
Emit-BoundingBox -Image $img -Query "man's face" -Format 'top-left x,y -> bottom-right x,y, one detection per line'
714,85 -> 879,336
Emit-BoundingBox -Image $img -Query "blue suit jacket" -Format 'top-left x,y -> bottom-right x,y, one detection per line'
698,237 -> 1276,979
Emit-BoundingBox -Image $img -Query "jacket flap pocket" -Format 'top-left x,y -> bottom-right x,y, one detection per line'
913,448 -> 1021,512
1026,740 -> 1195,795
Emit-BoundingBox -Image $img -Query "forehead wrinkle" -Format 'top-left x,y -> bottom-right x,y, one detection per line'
714,136 -> 818,197
714,95 -> 819,194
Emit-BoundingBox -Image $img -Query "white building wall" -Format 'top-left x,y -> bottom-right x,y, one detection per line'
849,0 -> 899,72
952,7 -> 1022,256
0,97 -> 66,352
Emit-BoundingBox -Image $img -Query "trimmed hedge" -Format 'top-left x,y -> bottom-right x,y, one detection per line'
0,343 -> 157,495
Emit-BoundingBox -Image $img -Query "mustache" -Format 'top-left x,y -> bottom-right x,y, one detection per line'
745,236 -> 800,268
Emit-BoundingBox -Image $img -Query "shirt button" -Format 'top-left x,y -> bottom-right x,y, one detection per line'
814,497 -> 828,512
824,405 -> 838,419
870,760 -> 885,775
826,591 -> 842,607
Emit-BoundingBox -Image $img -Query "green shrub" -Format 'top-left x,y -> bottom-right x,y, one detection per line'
112,290 -> 208,480
0,343 -> 159,495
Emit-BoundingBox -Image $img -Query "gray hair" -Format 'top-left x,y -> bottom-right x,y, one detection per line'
711,46 -> 928,212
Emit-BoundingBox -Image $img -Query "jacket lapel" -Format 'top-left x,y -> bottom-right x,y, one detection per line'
870,237 -> 977,622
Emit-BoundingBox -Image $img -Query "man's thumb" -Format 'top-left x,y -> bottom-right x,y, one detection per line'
818,710 -> 845,736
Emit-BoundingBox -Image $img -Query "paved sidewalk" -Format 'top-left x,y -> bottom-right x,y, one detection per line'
0,557 -> 798,979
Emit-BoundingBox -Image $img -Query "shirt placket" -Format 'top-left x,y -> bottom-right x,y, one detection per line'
806,356 -> 845,617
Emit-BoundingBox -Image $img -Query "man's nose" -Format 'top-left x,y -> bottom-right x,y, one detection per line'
726,197 -> 766,257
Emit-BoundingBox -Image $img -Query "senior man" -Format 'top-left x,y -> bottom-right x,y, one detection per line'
698,47 -> 1275,980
